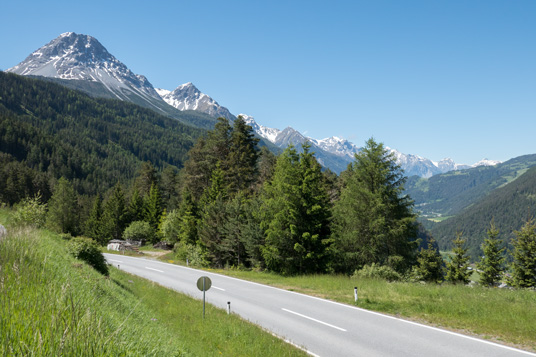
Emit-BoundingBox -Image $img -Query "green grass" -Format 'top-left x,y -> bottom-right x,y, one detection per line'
196,269 -> 536,352
0,221 -> 306,356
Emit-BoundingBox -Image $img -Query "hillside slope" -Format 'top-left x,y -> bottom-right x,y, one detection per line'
0,72 -> 204,197
429,166 -> 536,259
406,154 -> 536,218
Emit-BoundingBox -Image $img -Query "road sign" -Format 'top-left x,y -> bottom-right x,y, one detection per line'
197,276 -> 212,319
197,276 -> 212,291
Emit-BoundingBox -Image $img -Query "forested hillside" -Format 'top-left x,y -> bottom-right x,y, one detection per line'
430,166 -> 536,259
0,71 -> 204,202
406,154 -> 536,219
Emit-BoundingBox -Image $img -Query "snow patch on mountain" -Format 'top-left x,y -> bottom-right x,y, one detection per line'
240,114 -> 281,143
156,82 -> 234,120
6,32 -> 164,110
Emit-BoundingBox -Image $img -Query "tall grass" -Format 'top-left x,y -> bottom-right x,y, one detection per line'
0,222 -> 306,356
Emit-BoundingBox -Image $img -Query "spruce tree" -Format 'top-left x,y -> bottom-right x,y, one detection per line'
477,221 -> 505,287
412,238 -> 444,283
102,183 -> 128,241
260,143 -> 331,274
510,217 -> 536,288
85,194 -> 104,243
445,232 -> 471,284
227,116 -> 259,194
331,138 -> 418,274
144,182 -> 163,233
47,177 -> 79,235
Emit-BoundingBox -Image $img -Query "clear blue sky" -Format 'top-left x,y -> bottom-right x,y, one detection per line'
1,0 -> 535,164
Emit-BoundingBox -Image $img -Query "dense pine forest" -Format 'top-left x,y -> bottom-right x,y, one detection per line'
2,72 -> 536,287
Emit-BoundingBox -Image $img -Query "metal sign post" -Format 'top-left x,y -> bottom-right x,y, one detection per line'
196,276 -> 212,319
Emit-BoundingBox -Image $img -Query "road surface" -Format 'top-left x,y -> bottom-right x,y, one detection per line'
104,253 -> 535,357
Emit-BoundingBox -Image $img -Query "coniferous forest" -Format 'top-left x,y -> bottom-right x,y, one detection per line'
2,71 -> 536,287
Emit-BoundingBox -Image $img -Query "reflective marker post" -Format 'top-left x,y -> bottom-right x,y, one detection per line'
354,287 -> 358,302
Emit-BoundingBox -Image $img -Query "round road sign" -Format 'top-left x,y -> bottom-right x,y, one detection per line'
196,276 -> 212,291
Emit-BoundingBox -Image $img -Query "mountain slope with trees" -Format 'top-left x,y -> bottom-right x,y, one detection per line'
429,166 -> 536,259
406,154 -> 536,219
0,71 -> 204,200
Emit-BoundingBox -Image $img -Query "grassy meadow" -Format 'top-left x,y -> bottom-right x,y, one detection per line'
198,268 -> 536,352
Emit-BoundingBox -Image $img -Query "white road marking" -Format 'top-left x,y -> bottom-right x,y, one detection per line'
282,308 -> 347,332
145,267 -> 164,273
212,286 -> 225,291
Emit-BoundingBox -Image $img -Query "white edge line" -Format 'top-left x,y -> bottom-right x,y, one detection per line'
212,286 -> 225,291
269,331 -> 321,357
282,308 -> 346,332
103,254 -> 536,356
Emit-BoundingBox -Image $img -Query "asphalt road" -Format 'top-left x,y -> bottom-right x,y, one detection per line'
104,253 -> 535,357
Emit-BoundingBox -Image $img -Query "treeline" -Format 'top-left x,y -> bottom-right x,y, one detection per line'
11,115 -> 424,276
0,71 -> 204,202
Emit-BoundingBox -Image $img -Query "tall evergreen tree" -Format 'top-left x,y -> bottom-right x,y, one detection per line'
176,189 -> 199,245
85,194 -> 104,243
260,143 -> 331,274
135,161 -> 158,197
197,166 -> 228,266
102,183 -> 128,241
46,177 -> 79,235
128,188 -> 145,223
227,116 -> 259,194
510,217 -> 536,288
445,232 -> 471,284
331,138 -> 418,274
144,182 -> 163,233
477,221 -> 505,286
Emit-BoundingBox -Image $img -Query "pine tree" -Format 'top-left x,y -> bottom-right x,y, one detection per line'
85,194 -> 104,243
144,182 -> 163,233
477,221 -> 505,287
445,232 -> 471,284
101,183 -> 128,241
128,188 -> 145,223
412,238 -> 444,283
510,217 -> 536,288
135,161 -> 158,197
331,138 -> 418,274
197,166 -> 228,266
177,189 -> 199,245
47,177 -> 79,235
227,116 -> 259,194
260,143 -> 331,274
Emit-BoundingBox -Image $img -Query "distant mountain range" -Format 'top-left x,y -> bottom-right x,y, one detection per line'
6,32 -> 501,177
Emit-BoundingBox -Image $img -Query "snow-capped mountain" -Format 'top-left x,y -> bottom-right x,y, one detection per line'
6,32 -> 168,111
156,83 -> 234,120
6,32 -> 500,177
242,116 -> 500,177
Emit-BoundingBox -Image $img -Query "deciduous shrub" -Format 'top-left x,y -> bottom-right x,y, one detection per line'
352,263 -> 402,282
67,237 -> 109,275
122,221 -> 154,243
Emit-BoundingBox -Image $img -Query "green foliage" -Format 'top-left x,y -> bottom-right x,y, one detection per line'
510,217 -> 536,288
67,236 -> 109,275
0,72 -> 203,198
352,263 -> 402,282
46,177 -> 79,235
160,209 -> 181,244
420,162 -> 536,259
445,232 -> 471,284
144,182 -> 163,233
260,143 -> 332,274
411,238 -> 444,283
331,138 -> 418,274
12,193 -> 47,228
477,221 -> 505,286
122,220 -> 154,243
101,183 -> 128,242
173,241 -> 208,267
